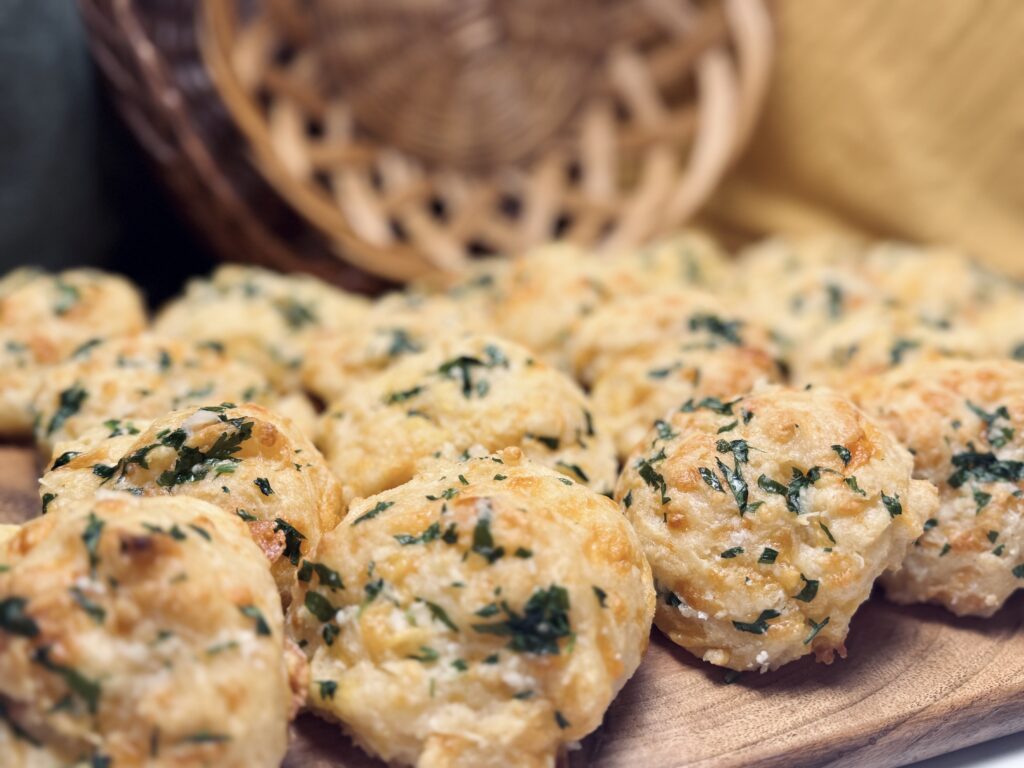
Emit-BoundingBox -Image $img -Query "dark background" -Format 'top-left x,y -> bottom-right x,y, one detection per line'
0,0 -> 215,304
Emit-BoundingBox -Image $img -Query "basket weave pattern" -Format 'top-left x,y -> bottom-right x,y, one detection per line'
80,0 -> 773,285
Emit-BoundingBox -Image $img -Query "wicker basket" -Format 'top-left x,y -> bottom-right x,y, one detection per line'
79,0 -> 774,287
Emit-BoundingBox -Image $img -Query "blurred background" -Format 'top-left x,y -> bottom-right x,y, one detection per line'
0,0 -> 1021,302
0,0 -> 215,302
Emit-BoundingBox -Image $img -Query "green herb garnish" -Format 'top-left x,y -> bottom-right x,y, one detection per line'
732,609 -> 780,635
471,584 -> 571,655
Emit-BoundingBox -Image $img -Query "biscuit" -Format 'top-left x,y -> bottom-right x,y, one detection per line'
789,304 -> 986,388
288,448 -> 654,767
0,495 -> 292,766
850,359 -> 1024,616
858,242 -> 1016,322
0,268 -> 147,437
589,344 -> 784,459
302,292 -> 481,403
567,288 -> 777,387
31,334 -> 272,459
616,386 -> 936,672
731,236 -> 872,352
154,265 -> 369,391
39,403 -> 344,598
318,335 -> 617,505
601,230 -> 733,295
487,243 -> 611,371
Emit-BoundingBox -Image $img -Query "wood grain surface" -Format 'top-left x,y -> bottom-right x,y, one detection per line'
2,444 -> 1022,768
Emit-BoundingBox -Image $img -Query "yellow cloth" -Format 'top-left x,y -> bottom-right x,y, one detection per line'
701,0 -> 1024,276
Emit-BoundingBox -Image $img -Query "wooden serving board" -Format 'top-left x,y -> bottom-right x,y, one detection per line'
2,444 -> 1022,768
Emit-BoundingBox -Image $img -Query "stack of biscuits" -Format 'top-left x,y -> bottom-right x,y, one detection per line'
1,233 -> 1022,766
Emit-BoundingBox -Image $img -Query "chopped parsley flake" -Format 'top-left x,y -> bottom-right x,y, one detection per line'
700,467 -> 724,493
555,461 -> 589,483
881,492 -> 902,518
720,547 -> 744,559
635,449 -> 669,504
180,732 -> 231,745
156,419 -> 252,487
890,338 -> 921,365
819,522 -> 836,544
318,680 -> 338,700
716,457 -> 749,516
53,279 -> 81,315
528,433 -> 561,450
732,609 -> 780,635
948,449 -> 1024,488
351,500 -> 393,526
0,597 -> 40,637
82,513 -> 104,574
273,519 -> 306,565
276,298 -> 318,330
689,313 -> 743,345
51,451 -> 80,470
239,605 -> 271,636
831,445 -> 851,466
784,467 -> 825,514
758,547 -> 778,564
426,487 -> 459,501
471,505 -> 505,564
680,396 -> 740,415
794,574 -> 819,602
69,587 -> 105,624
974,489 -> 993,513
421,600 -> 458,632
408,646 -> 439,663
297,560 -> 344,591
90,464 -> 115,480
845,476 -> 867,496
33,646 -> 101,713
437,355 -> 495,398
385,385 -> 424,404
395,521 -> 442,546
804,616 -> 830,645
46,384 -> 88,436
471,584 -> 572,655
304,591 -> 337,622
966,401 -> 1014,448
716,439 -> 750,464
654,419 -> 678,442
